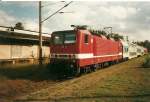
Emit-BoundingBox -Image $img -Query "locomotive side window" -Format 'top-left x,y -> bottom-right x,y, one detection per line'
84,34 -> 88,44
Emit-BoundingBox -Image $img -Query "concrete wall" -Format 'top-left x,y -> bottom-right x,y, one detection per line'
21,45 -> 38,58
42,46 -> 50,58
0,45 -> 11,59
0,45 -> 50,60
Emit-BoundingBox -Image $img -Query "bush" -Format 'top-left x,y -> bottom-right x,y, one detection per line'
143,55 -> 150,68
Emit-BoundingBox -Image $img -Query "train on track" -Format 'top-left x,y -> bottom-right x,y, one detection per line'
49,25 -> 148,75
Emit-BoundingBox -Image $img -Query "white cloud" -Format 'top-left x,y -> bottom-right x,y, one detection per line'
0,10 -> 50,34
20,19 -> 51,33
0,10 -> 16,26
0,1 -> 150,41
109,6 -> 137,19
24,20 -> 38,31
41,2 -> 150,41
1,1 -> 38,8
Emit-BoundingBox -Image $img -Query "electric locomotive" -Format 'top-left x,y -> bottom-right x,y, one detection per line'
49,25 -> 123,75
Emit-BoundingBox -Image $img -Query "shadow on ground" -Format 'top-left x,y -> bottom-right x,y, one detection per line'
0,64 -> 65,81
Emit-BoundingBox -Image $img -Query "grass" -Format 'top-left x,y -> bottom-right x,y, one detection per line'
0,64 -> 48,80
143,54 -> 150,68
0,63 -> 65,81
0,64 -> 64,101
17,56 -> 150,102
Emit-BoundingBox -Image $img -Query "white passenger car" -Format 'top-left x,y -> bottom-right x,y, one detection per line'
120,39 -> 129,60
136,45 -> 145,57
128,43 -> 138,59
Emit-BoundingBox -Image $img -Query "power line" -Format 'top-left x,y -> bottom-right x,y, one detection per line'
38,1 -> 73,64
42,1 -> 73,23
59,11 -> 74,14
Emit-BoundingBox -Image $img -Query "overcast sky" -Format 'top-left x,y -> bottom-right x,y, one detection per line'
0,1 -> 150,41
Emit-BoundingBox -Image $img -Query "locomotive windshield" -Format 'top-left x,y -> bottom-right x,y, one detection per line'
53,34 -> 64,45
52,31 -> 76,45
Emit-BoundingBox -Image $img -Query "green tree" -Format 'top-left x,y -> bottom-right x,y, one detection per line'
108,33 -> 123,41
136,40 -> 150,52
14,22 -> 24,30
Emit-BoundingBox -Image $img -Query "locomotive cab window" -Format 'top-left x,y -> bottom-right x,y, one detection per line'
52,31 -> 76,45
53,34 -> 64,45
84,34 -> 89,44
64,34 -> 76,44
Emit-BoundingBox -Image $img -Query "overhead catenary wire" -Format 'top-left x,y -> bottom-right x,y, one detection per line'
59,11 -> 74,14
42,1 -> 73,23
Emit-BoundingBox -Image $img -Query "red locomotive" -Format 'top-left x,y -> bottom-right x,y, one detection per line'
50,26 -> 123,75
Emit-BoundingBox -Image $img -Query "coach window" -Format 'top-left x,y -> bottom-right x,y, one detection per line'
126,48 -> 128,52
84,34 -> 88,44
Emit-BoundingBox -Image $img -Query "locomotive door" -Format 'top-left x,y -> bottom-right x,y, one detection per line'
83,34 -> 93,55
78,32 -> 94,66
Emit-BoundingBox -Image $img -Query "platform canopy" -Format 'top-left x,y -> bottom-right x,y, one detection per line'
0,26 -> 51,46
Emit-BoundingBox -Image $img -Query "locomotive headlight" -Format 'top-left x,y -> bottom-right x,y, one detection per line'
51,54 -> 54,58
72,59 -> 76,63
72,54 -> 75,59
55,54 -> 58,58
69,54 -> 75,59
70,64 -> 74,68
68,55 -> 72,59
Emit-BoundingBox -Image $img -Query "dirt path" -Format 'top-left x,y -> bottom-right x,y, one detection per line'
16,56 -> 150,102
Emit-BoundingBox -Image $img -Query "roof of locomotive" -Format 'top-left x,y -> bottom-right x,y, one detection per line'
52,30 -> 75,34
52,30 -> 121,42
52,29 -> 91,35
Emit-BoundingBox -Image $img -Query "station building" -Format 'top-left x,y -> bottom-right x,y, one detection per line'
0,26 -> 50,65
